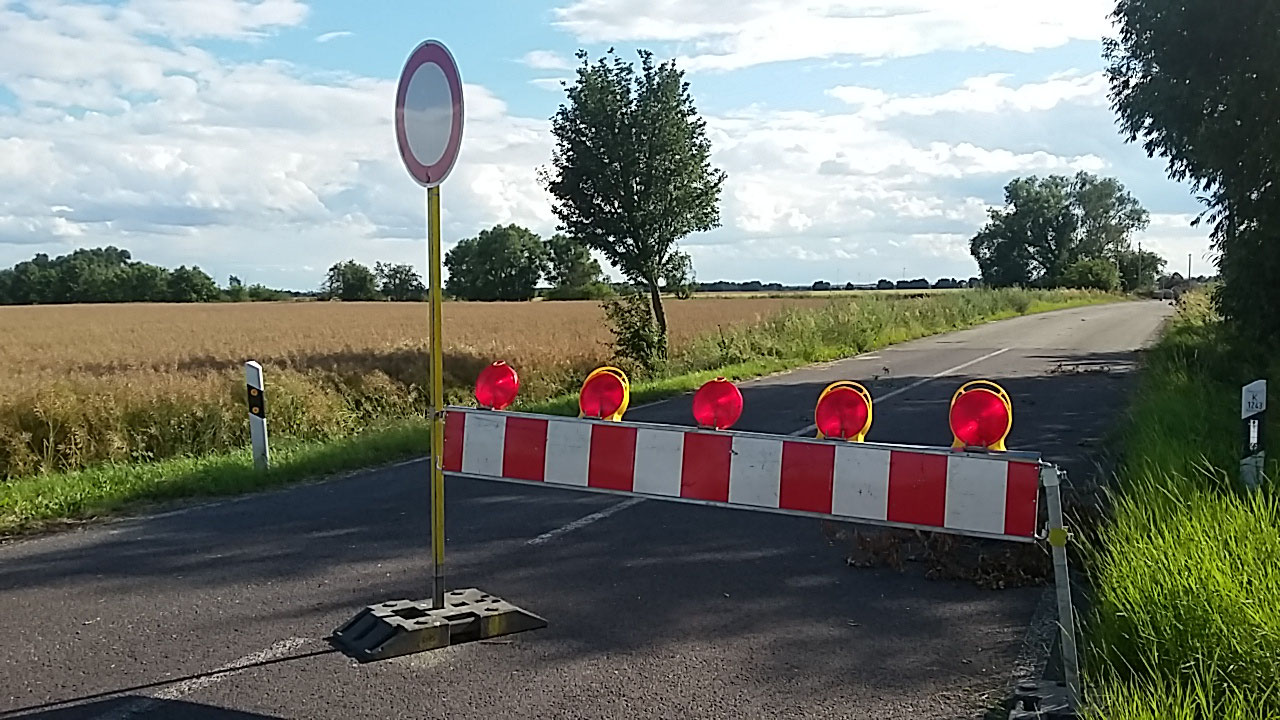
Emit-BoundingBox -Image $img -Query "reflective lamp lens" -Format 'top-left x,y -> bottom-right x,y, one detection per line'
692,378 -> 743,429
580,372 -> 626,418
475,361 -> 519,410
815,387 -> 870,440
949,388 -> 1010,447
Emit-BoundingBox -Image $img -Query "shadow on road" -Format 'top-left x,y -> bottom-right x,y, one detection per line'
0,649 -> 333,719
6,698 -> 286,719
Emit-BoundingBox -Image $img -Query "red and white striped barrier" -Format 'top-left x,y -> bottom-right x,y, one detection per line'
443,406 -> 1043,543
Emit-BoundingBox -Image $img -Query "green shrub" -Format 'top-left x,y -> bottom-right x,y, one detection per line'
1061,258 -> 1122,292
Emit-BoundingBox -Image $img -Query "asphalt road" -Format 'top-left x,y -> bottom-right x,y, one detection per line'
0,299 -> 1173,720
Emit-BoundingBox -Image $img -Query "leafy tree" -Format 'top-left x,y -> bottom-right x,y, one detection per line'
1117,248 -> 1167,292
166,266 -> 219,302
545,233 -> 604,290
246,284 -> 287,301
375,262 -> 427,302
1061,258 -> 1121,292
225,275 -> 248,302
1105,0 -> 1280,340
542,48 -> 726,354
662,250 -> 695,299
322,260 -> 381,301
970,172 -> 1149,287
444,224 -> 548,301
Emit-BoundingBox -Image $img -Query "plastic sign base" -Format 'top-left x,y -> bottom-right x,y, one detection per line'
329,588 -> 547,662
1007,679 -> 1076,720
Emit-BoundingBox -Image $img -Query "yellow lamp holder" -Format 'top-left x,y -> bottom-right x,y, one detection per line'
948,379 -> 1012,451
579,366 -> 630,422
814,380 -> 874,442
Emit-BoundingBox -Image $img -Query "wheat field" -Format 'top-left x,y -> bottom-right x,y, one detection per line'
0,290 -> 1110,479
0,297 -> 829,393
0,296 -> 830,478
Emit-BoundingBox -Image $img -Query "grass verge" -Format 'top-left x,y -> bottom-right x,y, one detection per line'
1,289 -> 1122,536
0,420 -> 428,536
1081,290 -> 1280,719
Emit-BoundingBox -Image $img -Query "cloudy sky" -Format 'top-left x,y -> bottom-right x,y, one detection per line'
0,0 -> 1213,291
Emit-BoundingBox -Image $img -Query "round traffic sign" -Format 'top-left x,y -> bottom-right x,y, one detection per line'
395,39 -> 464,188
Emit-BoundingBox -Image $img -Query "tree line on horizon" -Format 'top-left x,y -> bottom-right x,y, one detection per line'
0,247 -> 294,305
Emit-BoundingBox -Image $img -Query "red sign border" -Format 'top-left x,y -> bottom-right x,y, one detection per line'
394,39 -> 464,188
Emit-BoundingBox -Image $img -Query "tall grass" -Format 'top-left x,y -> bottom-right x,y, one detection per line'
1082,290 -> 1280,719
0,289 -> 1115,480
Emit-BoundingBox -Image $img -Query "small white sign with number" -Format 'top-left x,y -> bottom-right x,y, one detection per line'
1242,379 -> 1267,420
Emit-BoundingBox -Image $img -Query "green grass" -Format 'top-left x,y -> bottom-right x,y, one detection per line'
0,288 -> 1122,536
0,420 -> 428,535
1081,290 -> 1280,719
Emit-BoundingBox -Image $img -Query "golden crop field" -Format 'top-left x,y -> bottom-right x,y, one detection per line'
0,297 -> 830,394
0,288 -> 1106,480
0,296 -> 831,478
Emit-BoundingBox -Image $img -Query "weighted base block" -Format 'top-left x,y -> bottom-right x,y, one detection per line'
329,588 -> 547,662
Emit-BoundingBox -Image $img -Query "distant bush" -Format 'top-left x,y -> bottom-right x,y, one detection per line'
543,282 -> 616,301
1061,258 -> 1121,292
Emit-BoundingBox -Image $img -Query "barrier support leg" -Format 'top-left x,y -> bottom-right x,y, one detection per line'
1042,464 -> 1081,710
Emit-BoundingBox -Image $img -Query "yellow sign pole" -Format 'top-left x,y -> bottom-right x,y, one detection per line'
427,185 -> 446,609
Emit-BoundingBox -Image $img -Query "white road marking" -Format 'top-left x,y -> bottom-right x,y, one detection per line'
94,637 -> 311,720
788,348 -> 1011,437
526,498 -> 645,546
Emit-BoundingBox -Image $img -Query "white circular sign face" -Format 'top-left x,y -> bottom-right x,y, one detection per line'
395,40 -> 464,188
403,62 -> 454,168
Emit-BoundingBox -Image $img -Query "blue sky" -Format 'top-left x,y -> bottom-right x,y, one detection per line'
0,0 -> 1213,291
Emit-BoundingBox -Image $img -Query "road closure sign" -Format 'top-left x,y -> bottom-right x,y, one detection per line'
395,39 -> 464,188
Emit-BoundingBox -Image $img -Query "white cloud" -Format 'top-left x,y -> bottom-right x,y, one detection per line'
315,30 -> 353,43
521,50 -> 572,70
829,72 -> 1110,118
123,0 -> 309,39
0,1 -> 558,287
529,77 -> 570,91
0,1 -> 1210,288
553,0 -> 1115,71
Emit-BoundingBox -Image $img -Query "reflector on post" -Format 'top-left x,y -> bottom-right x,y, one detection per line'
579,366 -> 630,421
814,381 -> 873,442
692,377 -> 743,430
948,380 -> 1012,451
475,361 -> 519,410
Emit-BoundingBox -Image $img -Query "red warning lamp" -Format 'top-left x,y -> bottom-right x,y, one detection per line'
475,361 -> 519,411
949,380 -> 1012,451
814,381 -> 873,442
692,377 -> 743,430
579,366 -> 630,421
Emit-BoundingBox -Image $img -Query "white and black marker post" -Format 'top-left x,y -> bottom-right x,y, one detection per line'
1241,379 -> 1266,491
245,361 -> 270,471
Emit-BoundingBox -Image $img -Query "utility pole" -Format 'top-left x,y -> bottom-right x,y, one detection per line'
1138,240 -> 1144,289
1188,253 -> 1192,279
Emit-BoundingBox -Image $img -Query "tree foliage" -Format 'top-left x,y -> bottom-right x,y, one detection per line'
1105,0 -> 1280,339
545,233 -> 604,290
166,266 -> 220,303
322,260 -> 381,301
444,224 -> 549,301
662,250 -> 695,299
1117,248 -> 1167,293
375,262 -> 426,302
0,247 -> 222,304
970,172 -> 1149,288
1061,257 -> 1122,292
542,48 -> 725,351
